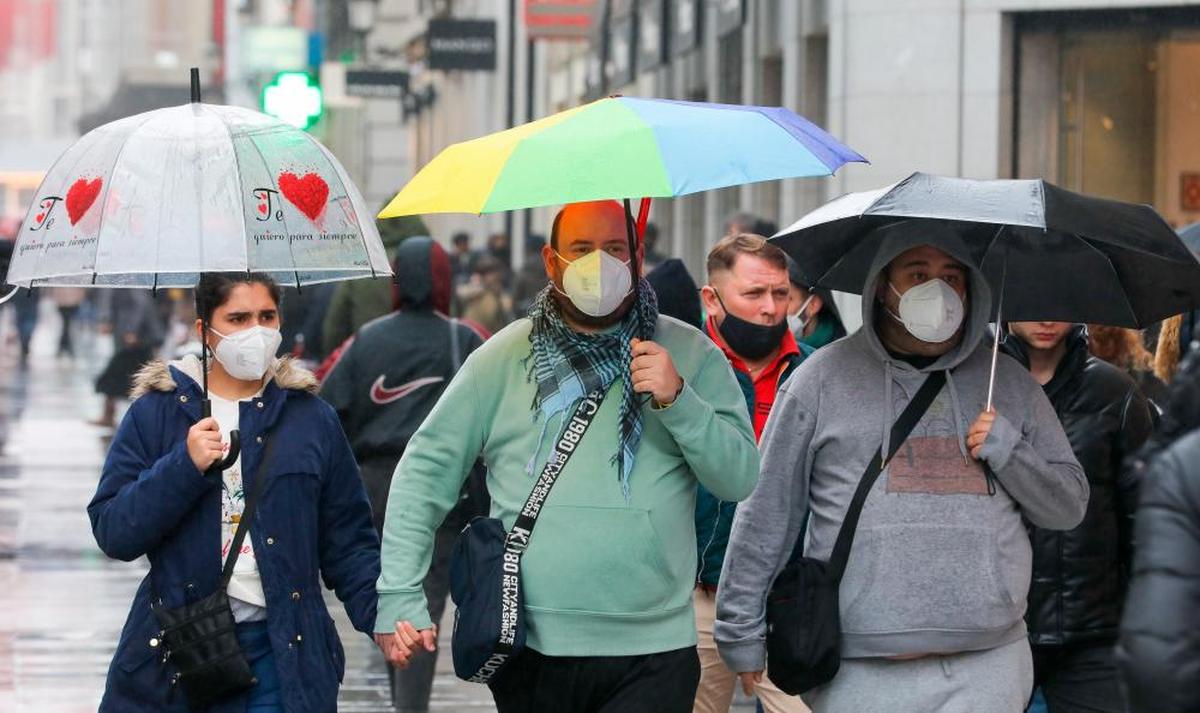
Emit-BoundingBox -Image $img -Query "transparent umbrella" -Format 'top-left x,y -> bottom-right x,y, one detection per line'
6,77 -> 390,290
3,70 -> 392,469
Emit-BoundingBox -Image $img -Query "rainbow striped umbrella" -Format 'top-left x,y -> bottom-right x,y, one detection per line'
379,96 -> 865,218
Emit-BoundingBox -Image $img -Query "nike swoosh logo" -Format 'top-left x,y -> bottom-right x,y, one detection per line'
370,376 -> 445,405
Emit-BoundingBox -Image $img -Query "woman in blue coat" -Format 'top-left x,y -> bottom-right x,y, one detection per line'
88,273 -> 382,712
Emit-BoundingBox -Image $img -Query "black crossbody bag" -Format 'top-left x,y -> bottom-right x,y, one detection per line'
765,370 -> 945,695
151,430 -> 280,708
449,389 -> 606,684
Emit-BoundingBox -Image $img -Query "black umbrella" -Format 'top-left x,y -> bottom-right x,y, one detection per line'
1180,222 -> 1200,255
772,172 -> 1200,406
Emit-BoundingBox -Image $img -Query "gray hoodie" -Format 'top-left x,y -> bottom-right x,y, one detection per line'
714,230 -> 1088,672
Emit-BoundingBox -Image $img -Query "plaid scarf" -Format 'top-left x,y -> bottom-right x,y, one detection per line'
524,280 -> 659,500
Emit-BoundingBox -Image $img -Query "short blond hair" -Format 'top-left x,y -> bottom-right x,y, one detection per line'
706,233 -> 788,281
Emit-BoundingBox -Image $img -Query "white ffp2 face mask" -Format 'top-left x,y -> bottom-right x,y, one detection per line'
787,294 -> 817,336
553,248 -> 633,317
210,325 -> 282,381
888,278 -> 965,343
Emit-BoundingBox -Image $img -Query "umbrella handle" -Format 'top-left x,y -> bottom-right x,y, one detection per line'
201,398 -> 241,473
211,430 -> 241,473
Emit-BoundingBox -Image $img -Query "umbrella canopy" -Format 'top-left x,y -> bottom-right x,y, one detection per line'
773,172 -> 1200,328
6,103 -> 391,290
379,96 -> 866,217
1180,222 -> 1200,255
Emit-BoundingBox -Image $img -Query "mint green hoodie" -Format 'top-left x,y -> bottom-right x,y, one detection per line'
375,315 -> 759,656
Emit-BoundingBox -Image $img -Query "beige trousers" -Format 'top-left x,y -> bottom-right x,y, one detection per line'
693,588 -> 811,713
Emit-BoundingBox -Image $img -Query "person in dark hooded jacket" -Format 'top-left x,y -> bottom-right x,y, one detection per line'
646,258 -> 703,330
320,237 -> 487,713
1002,322 -> 1151,712
1116,351 -> 1200,712
1114,429 -> 1200,713
785,256 -> 847,350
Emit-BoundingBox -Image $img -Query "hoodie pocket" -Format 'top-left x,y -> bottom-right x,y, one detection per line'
840,523 -> 1020,635
521,505 -> 675,615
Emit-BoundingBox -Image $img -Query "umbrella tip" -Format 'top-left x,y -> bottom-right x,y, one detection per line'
190,67 -> 201,103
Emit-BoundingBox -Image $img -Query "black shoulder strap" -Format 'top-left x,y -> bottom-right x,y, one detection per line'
489,390 -> 606,656
449,318 -> 462,374
827,370 -> 946,579
505,389 -> 605,551
220,425 -> 282,587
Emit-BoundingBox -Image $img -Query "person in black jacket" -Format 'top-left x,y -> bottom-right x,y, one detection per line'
320,236 -> 488,713
1003,322 -> 1153,713
1116,428 -> 1200,713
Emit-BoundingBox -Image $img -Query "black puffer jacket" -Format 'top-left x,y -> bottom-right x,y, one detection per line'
1116,428 -> 1200,713
1003,326 -> 1153,646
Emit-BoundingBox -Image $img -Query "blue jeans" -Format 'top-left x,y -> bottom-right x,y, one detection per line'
236,621 -> 283,713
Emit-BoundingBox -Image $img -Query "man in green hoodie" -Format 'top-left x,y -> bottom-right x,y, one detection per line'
375,200 -> 760,713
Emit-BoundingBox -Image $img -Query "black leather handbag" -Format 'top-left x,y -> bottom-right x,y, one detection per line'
152,432 -> 279,708
766,371 -> 945,695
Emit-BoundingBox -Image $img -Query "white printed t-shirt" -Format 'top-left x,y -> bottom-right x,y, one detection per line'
210,393 -> 268,623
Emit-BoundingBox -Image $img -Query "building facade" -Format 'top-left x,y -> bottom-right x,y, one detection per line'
392,0 -> 1199,325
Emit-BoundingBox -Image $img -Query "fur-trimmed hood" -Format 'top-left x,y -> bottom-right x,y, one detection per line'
130,354 -> 319,400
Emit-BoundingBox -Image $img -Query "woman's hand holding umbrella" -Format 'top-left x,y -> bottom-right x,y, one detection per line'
186,417 -> 225,472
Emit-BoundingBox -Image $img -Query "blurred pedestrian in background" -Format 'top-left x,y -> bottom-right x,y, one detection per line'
91,289 -> 164,428
512,233 -> 549,317
11,289 -> 39,368
458,254 -> 514,334
322,237 -> 488,713
1116,339 -> 1200,713
1003,321 -> 1151,713
1087,324 -> 1167,417
647,258 -> 703,330
485,231 -> 514,288
785,257 -> 847,351
50,287 -> 85,358
642,222 -> 667,273
322,213 -> 429,355
450,231 -> 476,286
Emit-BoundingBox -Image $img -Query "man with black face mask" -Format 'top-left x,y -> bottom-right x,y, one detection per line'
375,200 -> 759,713
694,234 -> 813,713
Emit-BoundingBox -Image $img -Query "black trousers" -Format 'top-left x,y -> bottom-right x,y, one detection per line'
488,646 -> 700,713
1032,641 -> 1126,713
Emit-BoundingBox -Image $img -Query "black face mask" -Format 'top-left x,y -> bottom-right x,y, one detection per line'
713,291 -> 788,361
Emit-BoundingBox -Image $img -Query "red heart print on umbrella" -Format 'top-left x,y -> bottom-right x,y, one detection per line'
278,172 -> 329,222
66,177 -> 103,226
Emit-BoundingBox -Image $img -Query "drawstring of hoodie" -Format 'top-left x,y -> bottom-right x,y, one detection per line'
944,370 -> 971,465
881,361 -> 894,460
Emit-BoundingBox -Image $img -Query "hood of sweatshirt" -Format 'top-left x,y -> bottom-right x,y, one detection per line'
858,221 -> 993,371
856,223 -> 994,462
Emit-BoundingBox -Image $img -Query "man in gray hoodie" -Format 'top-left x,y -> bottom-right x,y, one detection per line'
714,230 -> 1088,713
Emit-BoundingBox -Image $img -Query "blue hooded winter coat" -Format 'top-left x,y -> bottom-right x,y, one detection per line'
88,356 -> 380,712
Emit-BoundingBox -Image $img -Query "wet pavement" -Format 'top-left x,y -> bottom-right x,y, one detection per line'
0,300 -> 495,712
